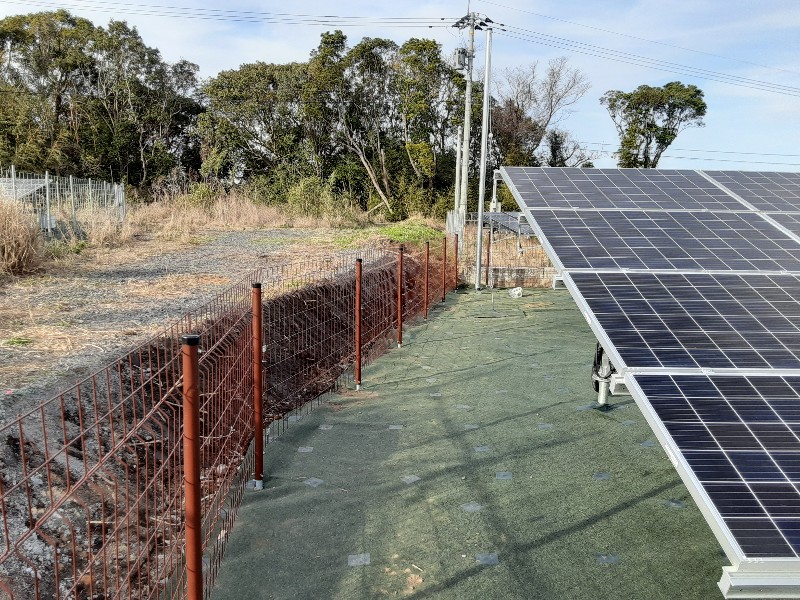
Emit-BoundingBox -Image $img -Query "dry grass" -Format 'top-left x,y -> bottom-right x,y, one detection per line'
127,193 -> 337,243
0,199 -> 43,274
126,273 -> 233,298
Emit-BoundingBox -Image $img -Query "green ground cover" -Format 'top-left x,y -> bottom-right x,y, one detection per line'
211,287 -> 726,600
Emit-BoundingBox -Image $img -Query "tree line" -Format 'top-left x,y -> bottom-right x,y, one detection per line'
0,10 -> 707,217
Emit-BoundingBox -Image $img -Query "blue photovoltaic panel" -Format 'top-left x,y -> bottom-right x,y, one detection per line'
634,373 -> 800,558
533,210 -> 800,272
484,211 -> 535,236
766,213 -> 800,239
503,167 -> 748,211
500,166 -> 800,579
570,272 -> 800,371
705,171 -> 800,213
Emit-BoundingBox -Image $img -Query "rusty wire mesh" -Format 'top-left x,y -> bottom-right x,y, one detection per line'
0,238 -> 457,600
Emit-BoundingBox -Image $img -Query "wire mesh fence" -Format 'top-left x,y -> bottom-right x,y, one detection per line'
0,237 -> 457,600
0,165 -> 125,233
449,211 -> 554,288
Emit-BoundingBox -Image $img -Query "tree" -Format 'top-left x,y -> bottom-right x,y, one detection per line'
541,129 -> 594,167
600,81 -> 706,168
491,57 -> 589,166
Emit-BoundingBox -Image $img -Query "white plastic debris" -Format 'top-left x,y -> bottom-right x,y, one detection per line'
508,287 -> 523,298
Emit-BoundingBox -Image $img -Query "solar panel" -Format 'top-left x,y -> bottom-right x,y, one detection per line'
533,210 -> 800,272
499,167 -> 800,595
632,373 -> 800,559
503,166 -> 748,211
766,213 -> 800,239
483,211 -> 535,236
705,171 -> 800,213
569,272 -> 800,371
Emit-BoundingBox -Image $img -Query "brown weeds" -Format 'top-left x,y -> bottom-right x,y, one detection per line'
0,199 -> 43,274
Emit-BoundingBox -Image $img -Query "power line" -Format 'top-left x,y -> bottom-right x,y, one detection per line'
477,0 -> 800,79
0,0 -> 455,27
496,29 -> 800,98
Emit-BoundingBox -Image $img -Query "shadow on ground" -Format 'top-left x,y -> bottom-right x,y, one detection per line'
210,288 -> 726,600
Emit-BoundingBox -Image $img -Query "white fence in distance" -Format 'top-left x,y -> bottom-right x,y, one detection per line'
0,165 -> 125,232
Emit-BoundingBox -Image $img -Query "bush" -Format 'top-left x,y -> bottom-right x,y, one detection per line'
0,199 -> 43,274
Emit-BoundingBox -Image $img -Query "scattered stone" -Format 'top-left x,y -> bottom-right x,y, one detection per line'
298,446 -> 313,453
594,472 -> 611,481
421,366 -> 433,370
319,424 -> 334,430
639,441 -> 657,448
402,475 -> 421,485
476,553 -> 499,565
474,446 -> 491,453
621,420 -> 637,427
576,404 -> 595,412
348,553 -> 371,567
461,501 -> 483,513
304,477 -> 324,488
496,471 -> 512,481
665,499 -> 685,509
596,554 -> 620,565
425,377 -> 438,383
455,404 -> 471,410
389,425 -> 404,430
537,423 -> 553,430
430,392 -> 442,398
463,424 -> 479,431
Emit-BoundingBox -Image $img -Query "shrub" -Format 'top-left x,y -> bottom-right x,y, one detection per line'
0,199 -> 43,274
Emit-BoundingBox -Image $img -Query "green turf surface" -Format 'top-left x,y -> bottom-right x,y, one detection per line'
210,287 -> 727,599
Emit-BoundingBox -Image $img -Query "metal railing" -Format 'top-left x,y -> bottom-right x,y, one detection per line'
448,210 -> 554,288
0,238 -> 458,600
0,165 -> 125,232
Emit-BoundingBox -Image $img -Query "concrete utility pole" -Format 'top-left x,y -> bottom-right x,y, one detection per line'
454,124 -> 463,212
475,26 -> 492,290
455,17 -> 475,216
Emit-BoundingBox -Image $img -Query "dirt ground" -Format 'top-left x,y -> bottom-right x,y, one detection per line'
0,228 -> 354,421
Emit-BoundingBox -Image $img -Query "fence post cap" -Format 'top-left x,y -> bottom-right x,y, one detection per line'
181,334 -> 201,346
252,282 -> 262,289
356,258 -> 362,263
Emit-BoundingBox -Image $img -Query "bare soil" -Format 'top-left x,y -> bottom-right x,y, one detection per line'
0,228 -> 345,422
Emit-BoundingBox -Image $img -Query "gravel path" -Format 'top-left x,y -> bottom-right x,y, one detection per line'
0,228 -> 324,421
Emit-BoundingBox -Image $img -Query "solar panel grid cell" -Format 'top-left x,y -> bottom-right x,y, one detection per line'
635,373 -> 800,557
533,210 -> 800,272
571,272 -> 800,370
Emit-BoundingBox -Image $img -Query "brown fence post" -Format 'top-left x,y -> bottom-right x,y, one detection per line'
397,245 -> 404,348
355,258 -> 362,389
441,236 -> 447,303
181,334 -> 203,600
454,233 -> 459,292
485,227 -> 491,288
423,241 -> 429,320
252,283 -> 264,490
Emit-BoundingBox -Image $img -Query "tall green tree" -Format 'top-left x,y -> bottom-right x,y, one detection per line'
0,10 -> 200,186
600,81 -> 707,168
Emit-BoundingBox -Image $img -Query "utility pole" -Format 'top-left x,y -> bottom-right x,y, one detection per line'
475,25 -> 492,290
454,124 -> 463,212
454,16 -> 475,217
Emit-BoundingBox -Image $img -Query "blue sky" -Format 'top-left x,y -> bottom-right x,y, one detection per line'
1,0 -> 799,170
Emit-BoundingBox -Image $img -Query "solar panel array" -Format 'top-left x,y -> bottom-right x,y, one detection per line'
500,166 -> 800,596
483,211 -> 535,236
